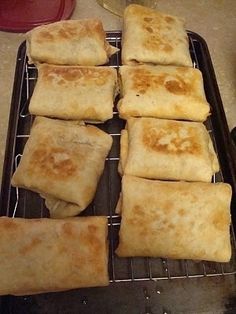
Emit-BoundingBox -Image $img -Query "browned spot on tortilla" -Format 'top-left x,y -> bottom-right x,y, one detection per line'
162,219 -> 168,225
30,147 -> 77,179
146,26 -> 154,33
36,30 -> 54,42
163,44 -> 173,52
164,79 -> 188,95
165,16 -> 175,23
212,209 -> 229,231
167,223 -> 175,229
82,107 -> 98,119
140,228 -> 148,237
62,222 -> 76,237
19,237 -> 42,255
142,122 -> 201,155
41,65 -> 110,86
58,25 -> 78,39
0,220 -> 19,230
178,208 -> 186,216
164,200 -> 174,213
131,68 -> 165,93
35,19 -> 105,44
143,17 -> 153,22
133,205 -> 144,216
131,68 -> 192,96
88,224 -> 99,233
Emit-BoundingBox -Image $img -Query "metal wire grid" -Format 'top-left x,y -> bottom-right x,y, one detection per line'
9,31 -> 236,283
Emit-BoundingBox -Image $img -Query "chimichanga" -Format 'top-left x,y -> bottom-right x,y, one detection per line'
11,117 -> 112,217
118,65 -> 210,122
120,117 -> 219,182
26,19 -> 118,65
29,64 -> 118,122
116,175 -> 232,263
122,4 -> 192,66
0,216 -> 109,295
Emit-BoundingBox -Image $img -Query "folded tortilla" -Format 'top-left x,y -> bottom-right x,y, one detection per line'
11,117 -> 112,217
0,216 -> 109,295
118,65 -> 210,122
122,4 -> 192,66
120,117 -> 219,182
116,175 -> 232,262
26,19 -> 118,65
29,64 -> 118,122
40,194 -> 84,219
118,129 -> 128,176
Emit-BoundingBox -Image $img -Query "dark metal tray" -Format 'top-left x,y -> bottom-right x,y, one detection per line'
1,31 -> 236,313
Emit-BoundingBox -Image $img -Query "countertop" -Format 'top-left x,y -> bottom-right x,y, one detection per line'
0,1 -> 236,313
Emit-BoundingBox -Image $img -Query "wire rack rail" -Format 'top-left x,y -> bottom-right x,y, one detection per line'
6,31 -> 236,283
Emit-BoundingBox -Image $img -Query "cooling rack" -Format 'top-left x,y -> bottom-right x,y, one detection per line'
1,32 -> 236,288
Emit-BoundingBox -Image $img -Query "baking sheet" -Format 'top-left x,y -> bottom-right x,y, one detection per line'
0,31 -> 236,313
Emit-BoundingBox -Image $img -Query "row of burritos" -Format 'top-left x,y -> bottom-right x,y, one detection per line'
116,5 -> 232,265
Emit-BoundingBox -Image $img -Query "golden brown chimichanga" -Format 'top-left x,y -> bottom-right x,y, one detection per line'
29,64 -> 118,122
118,65 -> 210,122
26,19 -> 118,65
122,4 -> 192,66
116,175 -> 232,263
11,117 -> 112,217
0,216 -> 109,295
120,117 -> 219,182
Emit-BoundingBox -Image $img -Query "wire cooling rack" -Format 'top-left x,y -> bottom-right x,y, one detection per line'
2,31 -> 236,282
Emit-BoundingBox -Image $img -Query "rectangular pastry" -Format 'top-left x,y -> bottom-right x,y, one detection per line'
26,19 -> 118,65
116,175 -> 232,263
29,64 -> 118,122
122,4 -> 192,66
0,216 -> 109,295
11,117 -> 112,217
120,117 -> 219,182
118,65 -> 210,122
